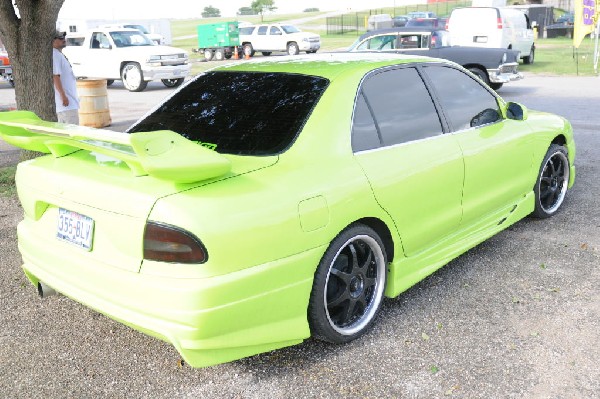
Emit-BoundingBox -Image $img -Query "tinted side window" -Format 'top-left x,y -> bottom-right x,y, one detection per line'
128,72 -> 329,156
352,94 -> 381,152
257,26 -> 267,35
361,67 -> 443,146
424,65 -> 501,131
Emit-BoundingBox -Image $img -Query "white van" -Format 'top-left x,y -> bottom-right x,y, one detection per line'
447,7 -> 535,64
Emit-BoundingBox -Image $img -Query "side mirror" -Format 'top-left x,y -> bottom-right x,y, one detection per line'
506,102 -> 528,121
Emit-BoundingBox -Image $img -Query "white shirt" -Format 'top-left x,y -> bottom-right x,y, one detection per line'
53,48 -> 79,113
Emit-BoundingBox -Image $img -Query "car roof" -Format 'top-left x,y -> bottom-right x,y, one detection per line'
211,52 -> 441,80
358,27 -> 443,40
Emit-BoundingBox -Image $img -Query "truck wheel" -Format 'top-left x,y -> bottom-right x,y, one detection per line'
215,49 -> 225,61
121,62 -> 148,92
9,77 -> 15,87
204,49 -> 213,61
523,46 -> 535,64
468,67 -> 490,86
261,52 -> 272,56
287,42 -> 299,56
161,78 -> 184,88
243,44 -> 254,57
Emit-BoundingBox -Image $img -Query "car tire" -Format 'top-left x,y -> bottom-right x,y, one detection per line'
161,78 -> 184,88
261,52 -> 272,56
524,46 -> 535,64
532,144 -> 570,218
308,224 -> 388,344
215,49 -> 225,61
468,67 -> 490,86
121,62 -> 148,92
106,79 -> 114,87
243,44 -> 255,57
9,77 -> 14,87
204,49 -> 213,61
287,42 -> 299,56
489,83 -> 503,90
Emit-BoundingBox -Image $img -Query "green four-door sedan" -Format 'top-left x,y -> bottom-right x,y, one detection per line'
0,53 -> 575,368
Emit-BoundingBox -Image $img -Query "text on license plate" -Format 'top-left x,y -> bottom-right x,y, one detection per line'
56,208 -> 94,251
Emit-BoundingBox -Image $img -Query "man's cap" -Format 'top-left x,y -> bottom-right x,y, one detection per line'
54,31 -> 66,39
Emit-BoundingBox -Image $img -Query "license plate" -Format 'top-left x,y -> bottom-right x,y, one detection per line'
56,208 -> 94,251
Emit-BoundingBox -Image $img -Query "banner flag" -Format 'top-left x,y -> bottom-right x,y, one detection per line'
573,0 -> 597,48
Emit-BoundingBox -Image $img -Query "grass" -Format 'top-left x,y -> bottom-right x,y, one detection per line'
0,166 -> 17,197
520,37 -> 598,76
171,12 -> 600,77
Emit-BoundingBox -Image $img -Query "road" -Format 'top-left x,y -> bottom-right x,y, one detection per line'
1,74 -> 599,398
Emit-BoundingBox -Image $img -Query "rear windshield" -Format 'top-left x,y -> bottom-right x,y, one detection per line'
128,71 -> 329,156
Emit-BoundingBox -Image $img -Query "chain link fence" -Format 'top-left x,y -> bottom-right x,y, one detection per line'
326,1 -> 471,35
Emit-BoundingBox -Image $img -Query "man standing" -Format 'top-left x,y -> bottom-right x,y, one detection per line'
52,31 -> 79,124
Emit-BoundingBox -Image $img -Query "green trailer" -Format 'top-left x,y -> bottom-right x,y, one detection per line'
196,22 -> 241,61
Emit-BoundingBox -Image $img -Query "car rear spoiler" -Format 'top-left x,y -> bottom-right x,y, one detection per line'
0,111 -> 231,183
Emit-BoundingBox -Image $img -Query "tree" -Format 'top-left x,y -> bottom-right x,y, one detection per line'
251,0 -> 276,22
0,0 -> 65,122
238,7 -> 256,16
201,5 -> 221,18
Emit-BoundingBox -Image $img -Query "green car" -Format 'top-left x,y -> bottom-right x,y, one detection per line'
0,53 -> 575,368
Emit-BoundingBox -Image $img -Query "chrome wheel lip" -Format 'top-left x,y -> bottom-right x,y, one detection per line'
123,65 -> 142,90
323,234 -> 386,336
538,150 -> 569,214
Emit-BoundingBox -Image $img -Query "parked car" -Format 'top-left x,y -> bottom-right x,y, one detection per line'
0,52 -> 575,368
239,23 -> 320,56
447,7 -> 536,64
348,27 -> 523,90
408,11 -> 436,19
405,17 -> 446,28
63,27 -> 190,92
392,15 -> 410,27
546,12 -> 575,38
0,49 -> 13,87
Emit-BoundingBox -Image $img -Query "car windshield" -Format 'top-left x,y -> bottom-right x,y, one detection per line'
124,24 -> 149,34
281,25 -> 301,34
128,71 -> 330,156
109,31 -> 153,47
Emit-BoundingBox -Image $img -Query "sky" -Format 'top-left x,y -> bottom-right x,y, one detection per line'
58,0 -> 401,20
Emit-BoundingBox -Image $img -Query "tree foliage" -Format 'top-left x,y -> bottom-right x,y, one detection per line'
201,5 -> 221,18
0,0 -> 65,121
238,7 -> 257,16
251,0 -> 276,22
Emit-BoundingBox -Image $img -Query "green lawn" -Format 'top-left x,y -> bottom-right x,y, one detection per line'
0,166 -> 16,197
172,14 -> 599,77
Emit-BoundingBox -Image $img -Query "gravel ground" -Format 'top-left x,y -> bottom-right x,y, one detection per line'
1,75 -> 599,398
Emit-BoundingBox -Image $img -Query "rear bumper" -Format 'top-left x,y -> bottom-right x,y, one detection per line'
488,62 -> 523,84
18,219 -> 322,368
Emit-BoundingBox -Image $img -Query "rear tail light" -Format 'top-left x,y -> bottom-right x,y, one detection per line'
445,19 -> 449,30
143,222 -> 207,263
497,17 -> 503,29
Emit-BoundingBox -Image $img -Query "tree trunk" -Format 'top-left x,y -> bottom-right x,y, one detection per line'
0,0 -> 66,160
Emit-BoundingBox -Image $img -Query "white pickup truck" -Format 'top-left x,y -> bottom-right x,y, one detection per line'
239,24 -> 321,57
63,28 -> 190,92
